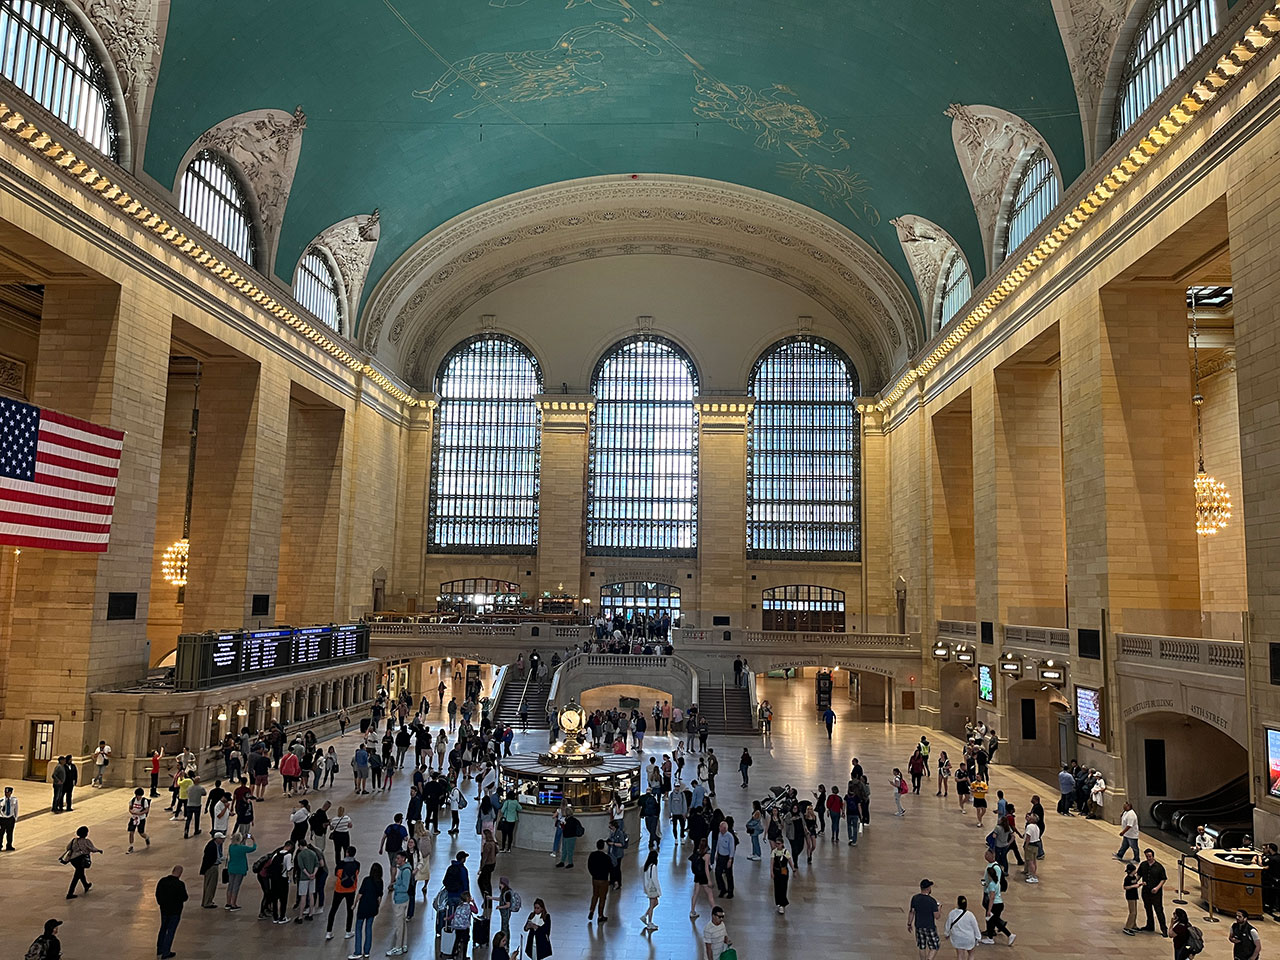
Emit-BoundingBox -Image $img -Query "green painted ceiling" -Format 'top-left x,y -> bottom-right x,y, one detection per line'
145,0 -> 1086,332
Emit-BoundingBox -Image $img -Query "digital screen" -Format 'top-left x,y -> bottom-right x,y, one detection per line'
333,624 -> 362,659
978,665 -> 994,703
208,632 -> 243,679
292,626 -> 331,666
1268,730 -> 1280,799
243,628 -> 290,673
1075,686 -> 1103,739
175,623 -> 369,690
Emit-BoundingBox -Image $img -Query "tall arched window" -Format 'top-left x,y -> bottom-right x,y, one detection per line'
1114,0 -> 1219,139
0,0 -> 119,158
748,337 -> 860,559
294,248 -> 342,332
429,335 -> 542,553
588,336 -> 698,556
938,251 -> 971,329
1003,149 -> 1059,261
179,149 -> 256,265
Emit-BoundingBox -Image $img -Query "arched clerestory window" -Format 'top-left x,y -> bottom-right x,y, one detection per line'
748,337 -> 860,559
588,336 -> 698,556
429,335 -> 543,553
938,251 -> 971,330
0,0 -> 119,158
1114,0 -> 1219,140
294,247 -> 343,332
1002,149 -> 1059,261
179,148 -> 257,265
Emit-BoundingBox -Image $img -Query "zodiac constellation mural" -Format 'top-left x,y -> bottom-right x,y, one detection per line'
405,0 -> 878,222
412,21 -> 661,118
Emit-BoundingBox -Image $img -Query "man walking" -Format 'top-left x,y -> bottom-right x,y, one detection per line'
184,776 -> 206,838
587,839 -> 611,922
1137,848 -> 1168,936
0,785 -> 16,850
199,832 -> 223,907
702,906 -> 732,959
640,788 -> 661,848
907,878 -> 941,960
1115,801 -> 1140,862
714,820 -> 736,900
155,865 -> 188,960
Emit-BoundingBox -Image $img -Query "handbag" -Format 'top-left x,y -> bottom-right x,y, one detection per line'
222,867 -> 230,884
720,949 -> 738,960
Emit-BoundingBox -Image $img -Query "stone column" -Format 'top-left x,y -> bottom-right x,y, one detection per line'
1227,123 -> 1280,835
0,282 -> 171,777
695,397 -> 752,628
181,359 -> 290,630
392,401 -> 433,606
278,398 -> 346,624
929,395 -> 976,623
859,403 -> 892,632
535,396 -> 593,599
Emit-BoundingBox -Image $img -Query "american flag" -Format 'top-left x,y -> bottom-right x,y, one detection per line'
0,396 -> 125,552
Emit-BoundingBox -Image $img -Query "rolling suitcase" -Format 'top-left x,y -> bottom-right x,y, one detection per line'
472,913 -> 491,947
438,928 -> 459,958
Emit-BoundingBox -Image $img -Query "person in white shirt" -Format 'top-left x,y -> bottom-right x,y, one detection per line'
1194,825 -> 1216,851
0,786 -> 17,850
1115,801 -> 1140,862
1089,774 -> 1107,819
943,895 -> 984,960
92,741 -> 111,786
701,906 -> 731,959
1023,814 -> 1041,883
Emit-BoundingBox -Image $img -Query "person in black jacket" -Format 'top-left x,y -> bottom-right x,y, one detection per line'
27,918 -> 63,960
523,898 -> 553,960
200,832 -> 224,907
587,840 -> 611,922
155,865 -> 188,960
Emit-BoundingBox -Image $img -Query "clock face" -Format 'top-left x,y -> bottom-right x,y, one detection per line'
559,703 -> 585,733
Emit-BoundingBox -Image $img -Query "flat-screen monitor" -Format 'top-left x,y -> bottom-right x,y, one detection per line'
1268,729 -> 1280,799
978,664 -> 994,703
1075,685 -> 1104,739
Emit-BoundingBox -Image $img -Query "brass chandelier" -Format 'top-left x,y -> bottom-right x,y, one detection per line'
1190,291 -> 1231,536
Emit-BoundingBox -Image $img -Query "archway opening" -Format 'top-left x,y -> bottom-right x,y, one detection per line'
1003,679 -> 1069,783
939,662 -> 977,738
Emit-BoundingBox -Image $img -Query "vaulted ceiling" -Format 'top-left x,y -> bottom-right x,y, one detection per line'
143,0 -> 1091,347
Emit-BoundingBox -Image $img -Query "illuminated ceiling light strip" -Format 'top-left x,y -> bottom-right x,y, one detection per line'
0,99 -> 423,408
876,4 -> 1280,412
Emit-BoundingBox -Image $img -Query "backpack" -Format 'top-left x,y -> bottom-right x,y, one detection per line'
25,938 -> 51,960
253,853 -> 274,878
1187,925 -> 1205,956
999,869 -> 1008,893
898,778 -> 908,795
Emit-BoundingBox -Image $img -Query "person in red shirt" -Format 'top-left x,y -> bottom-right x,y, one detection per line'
150,749 -> 164,798
825,788 -> 845,841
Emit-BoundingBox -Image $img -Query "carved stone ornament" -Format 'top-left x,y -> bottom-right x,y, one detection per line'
79,0 -> 160,99
1050,0 -> 1132,153
361,175 -> 923,387
310,210 -> 380,329
944,103 -> 1054,272
192,106 -> 307,268
0,352 -> 27,399
890,214 -> 967,330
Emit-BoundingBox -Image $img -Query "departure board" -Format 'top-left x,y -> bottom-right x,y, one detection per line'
175,623 -> 369,690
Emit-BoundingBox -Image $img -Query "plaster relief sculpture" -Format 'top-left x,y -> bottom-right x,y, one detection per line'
311,210 -> 380,335
891,214 -> 966,327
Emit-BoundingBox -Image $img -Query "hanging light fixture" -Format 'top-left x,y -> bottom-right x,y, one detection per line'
163,362 -> 201,595
1191,290 -> 1231,536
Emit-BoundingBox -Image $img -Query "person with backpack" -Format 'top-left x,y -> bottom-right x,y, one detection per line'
890,768 -> 907,816
1228,909 -> 1260,960
557,807 -> 583,868
325,845 -> 360,940
443,850 -> 471,906
978,850 -> 1014,946
1172,908 -> 1199,959
126,788 -> 151,854
25,918 -> 62,960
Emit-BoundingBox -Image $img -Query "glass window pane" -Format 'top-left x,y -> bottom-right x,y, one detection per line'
1114,0 -> 1219,139
180,149 -> 256,265
293,248 -> 342,331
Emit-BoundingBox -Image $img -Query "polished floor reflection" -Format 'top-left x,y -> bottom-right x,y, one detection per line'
7,677 -> 1199,959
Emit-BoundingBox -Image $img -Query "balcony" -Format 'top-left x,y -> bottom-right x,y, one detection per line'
1002,624 -> 1071,656
1117,633 -> 1245,679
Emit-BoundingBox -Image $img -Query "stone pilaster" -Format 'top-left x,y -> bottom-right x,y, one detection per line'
695,397 -> 752,628
535,395 -> 593,599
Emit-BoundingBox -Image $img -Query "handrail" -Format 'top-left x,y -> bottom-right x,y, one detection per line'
721,677 -> 727,722
1116,633 -> 1245,675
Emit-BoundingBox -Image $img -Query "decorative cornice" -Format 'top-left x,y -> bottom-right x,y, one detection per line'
361,176 -> 922,381
877,2 -> 1280,413
0,95 -> 424,410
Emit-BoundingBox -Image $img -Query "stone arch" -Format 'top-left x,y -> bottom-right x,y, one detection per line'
938,661 -> 977,739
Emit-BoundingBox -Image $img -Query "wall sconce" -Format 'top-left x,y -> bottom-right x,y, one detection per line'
236,705 -> 247,717
216,710 -> 228,721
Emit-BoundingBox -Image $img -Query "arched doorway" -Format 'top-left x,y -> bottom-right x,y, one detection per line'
1003,679 -> 1069,782
1126,710 -> 1249,832
939,662 -> 976,738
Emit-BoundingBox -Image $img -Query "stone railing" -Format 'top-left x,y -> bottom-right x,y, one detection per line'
937,620 -> 978,641
1117,633 -> 1245,678
1003,624 -> 1071,654
547,653 -> 698,713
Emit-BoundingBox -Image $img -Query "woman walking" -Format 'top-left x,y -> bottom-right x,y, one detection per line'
908,749 -> 926,794
786,803 -> 806,867
770,837 -> 793,915
739,748 -> 752,789
802,802 -> 819,863
826,787 -> 844,842
522,898 -> 553,960
689,837 -> 716,919
936,752 -> 952,797
745,801 -> 764,861
640,842 -> 661,930
351,861 -> 383,960
890,768 -> 907,816
61,825 -> 102,899
944,894 -> 983,960
330,806 -> 352,862
954,764 -> 970,813
1171,908 -> 1194,960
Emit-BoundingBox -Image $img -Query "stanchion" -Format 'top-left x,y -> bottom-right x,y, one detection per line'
1173,856 -> 1189,905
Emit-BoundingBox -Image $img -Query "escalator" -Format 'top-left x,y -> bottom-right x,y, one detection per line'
1149,773 -> 1252,844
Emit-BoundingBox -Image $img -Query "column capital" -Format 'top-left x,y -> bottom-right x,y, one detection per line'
535,393 -> 595,433
695,395 -> 753,433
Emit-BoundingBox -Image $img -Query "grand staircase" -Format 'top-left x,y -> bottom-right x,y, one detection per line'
493,670 -> 552,727
697,683 -> 758,735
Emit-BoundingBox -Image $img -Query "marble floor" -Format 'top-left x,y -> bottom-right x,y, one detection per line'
4,677 -> 1221,959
